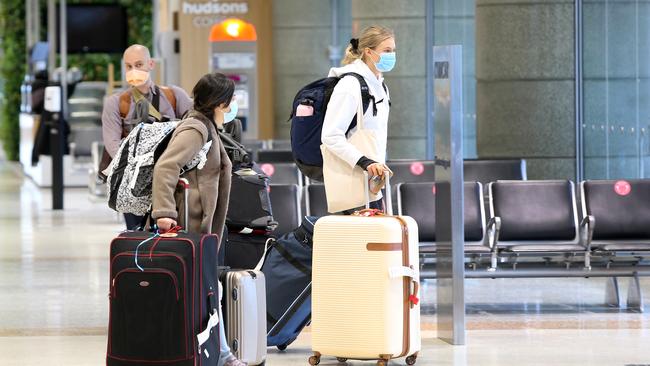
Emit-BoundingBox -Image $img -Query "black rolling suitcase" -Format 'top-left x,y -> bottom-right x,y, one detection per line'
107,179 -> 221,366
262,216 -> 318,350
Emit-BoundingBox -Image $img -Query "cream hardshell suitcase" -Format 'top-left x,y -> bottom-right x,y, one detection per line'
221,268 -> 267,365
310,172 -> 421,366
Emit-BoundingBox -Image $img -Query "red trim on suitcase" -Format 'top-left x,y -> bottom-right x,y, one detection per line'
108,236 -> 197,360
112,268 -> 180,301
110,252 -> 190,355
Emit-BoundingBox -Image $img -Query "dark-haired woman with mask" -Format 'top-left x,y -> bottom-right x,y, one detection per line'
151,72 -> 246,366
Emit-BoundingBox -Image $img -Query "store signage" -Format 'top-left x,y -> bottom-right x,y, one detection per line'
183,1 -> 249,27
182,1 -> 248,15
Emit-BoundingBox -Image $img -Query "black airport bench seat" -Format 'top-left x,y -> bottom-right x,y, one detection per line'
580,179 -> 650,253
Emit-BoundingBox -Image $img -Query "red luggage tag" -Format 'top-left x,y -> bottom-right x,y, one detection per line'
409,280 -> 420,308
409,294 -> 420,306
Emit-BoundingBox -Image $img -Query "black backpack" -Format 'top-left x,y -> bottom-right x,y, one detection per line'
289,72 -> 387,181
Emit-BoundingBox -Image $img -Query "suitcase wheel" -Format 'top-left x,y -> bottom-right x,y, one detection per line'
308,355 -> 321,365
276,344 -> 287,351
406,354 -> 418,365
336,357 -> 348,363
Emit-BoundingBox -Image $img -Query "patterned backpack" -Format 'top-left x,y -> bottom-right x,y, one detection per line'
106,118 -> 212,216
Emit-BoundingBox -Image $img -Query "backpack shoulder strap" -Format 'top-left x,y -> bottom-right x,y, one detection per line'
382,82 -> 391,107
340,72 -> 377,116
118,90 -> 131,120
159,86 -> 177,116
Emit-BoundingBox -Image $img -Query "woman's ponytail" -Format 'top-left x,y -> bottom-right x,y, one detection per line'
341,39 -> 362,65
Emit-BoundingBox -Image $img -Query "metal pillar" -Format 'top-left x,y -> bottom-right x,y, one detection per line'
434,45 -> 465,345
575,0 -> 584,183
425,0 -> 434,160
59,0 -> 68,117
26,0 -> 33,51
329,0 -> 341,67
47,0 -> 56,76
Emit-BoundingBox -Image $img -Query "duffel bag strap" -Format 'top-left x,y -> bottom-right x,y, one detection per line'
253,237 -> 275,271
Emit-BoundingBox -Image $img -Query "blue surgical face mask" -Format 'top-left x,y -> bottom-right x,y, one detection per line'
223,100 -> 238,123
370,49 -> 396,73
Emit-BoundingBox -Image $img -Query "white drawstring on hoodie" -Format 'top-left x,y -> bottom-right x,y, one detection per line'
321,59 -> 390,169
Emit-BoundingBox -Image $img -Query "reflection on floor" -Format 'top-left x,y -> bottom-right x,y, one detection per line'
1,160 -> 650,365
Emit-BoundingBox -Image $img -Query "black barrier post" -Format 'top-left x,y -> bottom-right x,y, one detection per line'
45,84 -> 64,210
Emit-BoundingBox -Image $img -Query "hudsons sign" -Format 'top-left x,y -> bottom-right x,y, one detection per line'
182,1 -> 248,15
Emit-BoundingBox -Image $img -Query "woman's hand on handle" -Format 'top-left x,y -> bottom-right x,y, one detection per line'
157,217 -> 177,232
366,163 -> 389,178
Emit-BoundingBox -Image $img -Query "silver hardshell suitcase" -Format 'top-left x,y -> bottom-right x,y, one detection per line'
220,266 -> 267,366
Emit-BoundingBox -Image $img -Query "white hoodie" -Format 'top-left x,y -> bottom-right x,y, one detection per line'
321,59 -> 390,168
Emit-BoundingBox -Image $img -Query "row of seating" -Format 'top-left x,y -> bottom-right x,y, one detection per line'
397,179 -> 650,270
269,177 -> 650,269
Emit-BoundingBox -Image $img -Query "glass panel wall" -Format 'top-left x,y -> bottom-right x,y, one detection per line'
433,0 -> 477,158
583,0 -> 650,179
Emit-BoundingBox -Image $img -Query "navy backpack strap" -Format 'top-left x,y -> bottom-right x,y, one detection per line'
340,72 -> 377,117
382,82 -> 391,107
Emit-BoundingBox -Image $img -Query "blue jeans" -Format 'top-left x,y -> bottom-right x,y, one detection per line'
123,213 -> 145,230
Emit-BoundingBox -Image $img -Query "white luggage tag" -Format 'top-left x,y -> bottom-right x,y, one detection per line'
388,266 -> 418,279
196,309 -> 219,354
388,265 -> 420,308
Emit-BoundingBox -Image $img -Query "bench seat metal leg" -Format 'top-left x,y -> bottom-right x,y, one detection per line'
627,274 -> 644,312
605,277 -> 621,308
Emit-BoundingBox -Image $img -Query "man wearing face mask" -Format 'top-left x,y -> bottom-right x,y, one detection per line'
101,44 -> 193,230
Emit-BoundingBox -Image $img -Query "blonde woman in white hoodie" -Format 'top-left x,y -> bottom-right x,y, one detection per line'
321,25 -> 396,213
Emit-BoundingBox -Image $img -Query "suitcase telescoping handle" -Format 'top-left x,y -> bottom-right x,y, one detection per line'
363,170 -> 393,216
177,178 -> 190,230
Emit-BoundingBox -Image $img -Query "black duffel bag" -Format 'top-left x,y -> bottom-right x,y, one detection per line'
262,216 -> 319,350
226,168 -> 276,232
220,230 -> 273,269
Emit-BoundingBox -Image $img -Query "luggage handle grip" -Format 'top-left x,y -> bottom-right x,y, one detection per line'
177,178 -> 190,231
362,171 -> 393,215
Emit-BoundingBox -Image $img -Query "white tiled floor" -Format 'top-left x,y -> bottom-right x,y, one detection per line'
2,159 -> 650,365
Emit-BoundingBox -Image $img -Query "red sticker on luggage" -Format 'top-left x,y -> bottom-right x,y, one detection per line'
432,185 -> 436,195
260,163 -> 275,176
614,180 -> 631,196
410,162 -> 424,176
